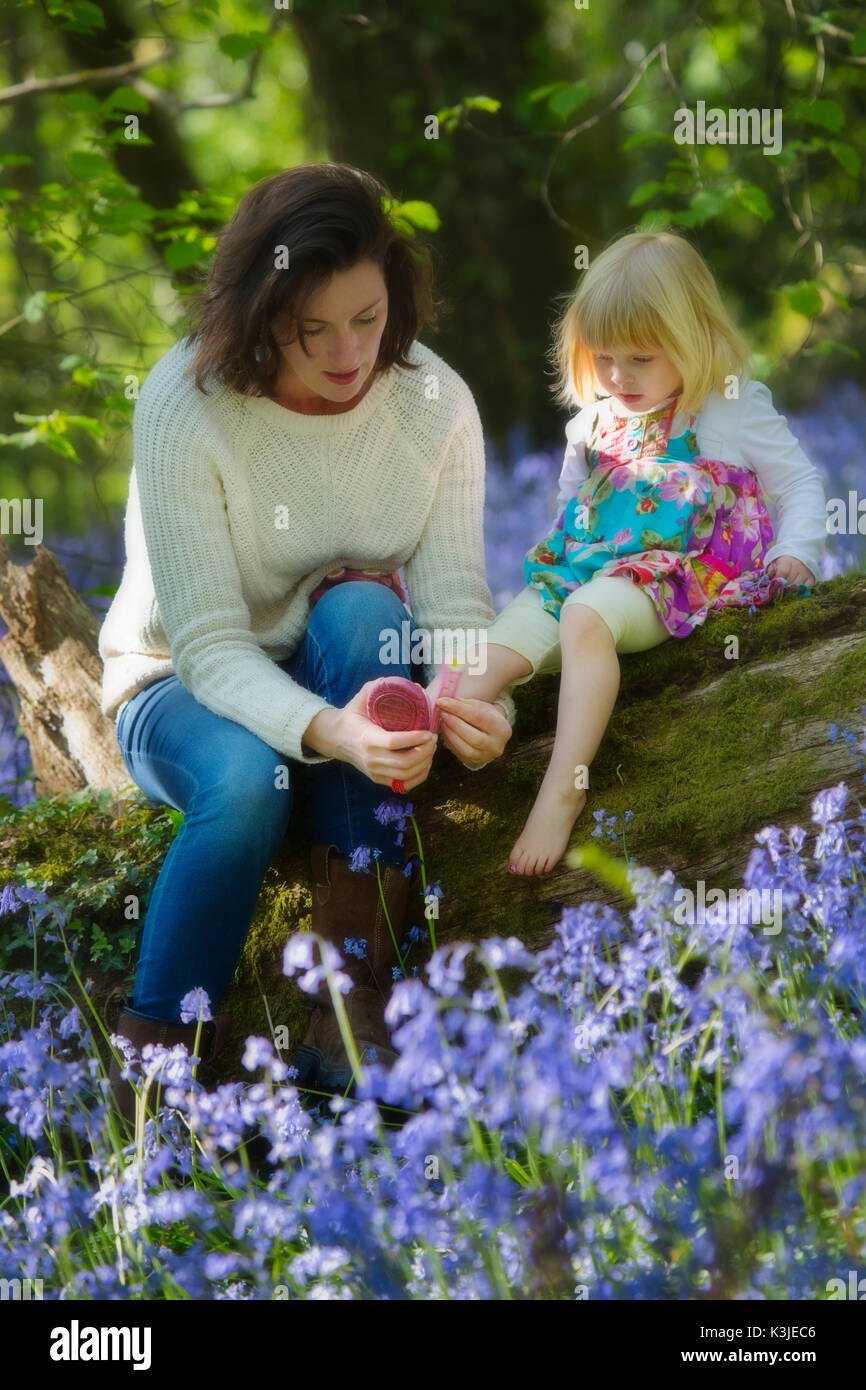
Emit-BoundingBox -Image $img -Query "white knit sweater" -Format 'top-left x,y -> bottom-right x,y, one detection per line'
98,335 -> 506,765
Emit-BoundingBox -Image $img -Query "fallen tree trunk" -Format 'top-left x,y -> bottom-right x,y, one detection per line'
0,537 -> 129,797
222,570 -> 866,1052
0,551 -> 863,1065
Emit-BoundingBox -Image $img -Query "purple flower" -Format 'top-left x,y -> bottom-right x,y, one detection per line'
0,883 -> 20,917
58,1006 -> 82,1039
180,987 -> 213,1024
283,935 -> 352,996
349,846 -> 374,874
242,1036 -> 275,1072
283,935 -> 315,974
812,783 -> 848,827
343,937 -> 368,960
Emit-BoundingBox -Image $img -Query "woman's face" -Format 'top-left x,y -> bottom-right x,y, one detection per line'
590,345 -> 683,413
271,258 -> 389,408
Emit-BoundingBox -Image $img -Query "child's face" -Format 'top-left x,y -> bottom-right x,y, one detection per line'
590,345 -> 683,414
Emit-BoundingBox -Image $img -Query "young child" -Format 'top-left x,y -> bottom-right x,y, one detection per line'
448,230 -> 827,876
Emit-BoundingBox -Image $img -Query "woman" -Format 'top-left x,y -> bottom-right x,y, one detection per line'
99,162 -> 514,1117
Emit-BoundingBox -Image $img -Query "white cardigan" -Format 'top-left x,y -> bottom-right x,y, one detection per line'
555,380 -> 827,582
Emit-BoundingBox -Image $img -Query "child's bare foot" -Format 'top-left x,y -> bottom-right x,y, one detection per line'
508,784 -> 588,876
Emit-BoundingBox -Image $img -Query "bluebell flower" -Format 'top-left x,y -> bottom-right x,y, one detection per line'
343,937 -> 368,960
349,845 -> 374,874
58,1006 -> 81,1039
242,1036 -> 275,1072
812,782 -> 848,827
180,987 -> 213,1024
0,883 -> 20,917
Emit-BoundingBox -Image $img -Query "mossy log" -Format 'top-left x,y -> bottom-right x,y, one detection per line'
224,572 -> 866,1056
1,566 -> 864,1074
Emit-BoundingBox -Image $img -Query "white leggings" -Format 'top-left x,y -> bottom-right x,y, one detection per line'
485,576 -> 669,685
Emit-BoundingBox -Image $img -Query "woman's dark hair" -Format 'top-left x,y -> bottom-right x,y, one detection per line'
184,162 -> 437,396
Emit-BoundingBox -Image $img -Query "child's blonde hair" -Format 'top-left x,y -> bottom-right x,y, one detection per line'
551,230 -> 750,415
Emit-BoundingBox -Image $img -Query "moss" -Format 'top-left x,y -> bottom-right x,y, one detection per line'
579,630 -> 866,866
437,798 -> 498,830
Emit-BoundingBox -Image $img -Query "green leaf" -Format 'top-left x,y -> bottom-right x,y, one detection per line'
64,414 -> 106,439
795,98 -> 845,132
47,0 -> 106,34
503,1157 -> 532,1186
783,281 -> 823,317
628,180 -> 663,207
59,90 -> 104,115
736,181 -> 773,221
566,842 -> 635,897
464,95 -> 501,114
42,434 -> 78,459
811,339 -> 860,360
852,28 -> 866,56
827,142 -> 861,177
97,199 -> 157,228
683,186 -> 732,225
164,237 -> 208,269
527,82 -> 568,104
548,81 -> 593,121
621,129 -> 675,150
391,200 -> 441,232
636,208 -> 673,231
102,85 -> 151,115
67,150 -> 116,180
218,33 -> 264,61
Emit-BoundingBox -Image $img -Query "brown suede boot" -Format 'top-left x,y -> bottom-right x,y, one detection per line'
107,1003 -> 232,1125
292,843 -> 412,1094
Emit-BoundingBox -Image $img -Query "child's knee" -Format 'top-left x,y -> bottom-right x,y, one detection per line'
560,598 -> 616,645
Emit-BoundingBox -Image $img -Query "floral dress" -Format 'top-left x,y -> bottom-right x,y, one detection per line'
524,395 -> 789,638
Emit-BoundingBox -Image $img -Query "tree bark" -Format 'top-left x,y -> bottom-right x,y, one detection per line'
0,538 -> 129,797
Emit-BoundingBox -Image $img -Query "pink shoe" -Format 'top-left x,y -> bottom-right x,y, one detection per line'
366,676 -> 432,732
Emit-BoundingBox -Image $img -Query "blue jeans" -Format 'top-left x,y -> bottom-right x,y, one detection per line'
115,581 -> 422,1021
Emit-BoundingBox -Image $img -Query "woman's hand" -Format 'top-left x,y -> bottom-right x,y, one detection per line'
766,555 -> 814,586
435,695 -> 512,770
302,680 -> 437,791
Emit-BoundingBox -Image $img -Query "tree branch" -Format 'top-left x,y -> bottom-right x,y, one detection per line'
0,48 -> 174,104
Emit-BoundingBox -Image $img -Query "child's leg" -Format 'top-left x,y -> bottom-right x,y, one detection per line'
429,584 -> 561,703
509,576 -> 668,875
458,642 -> 531,701
508,603 -> 619,875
